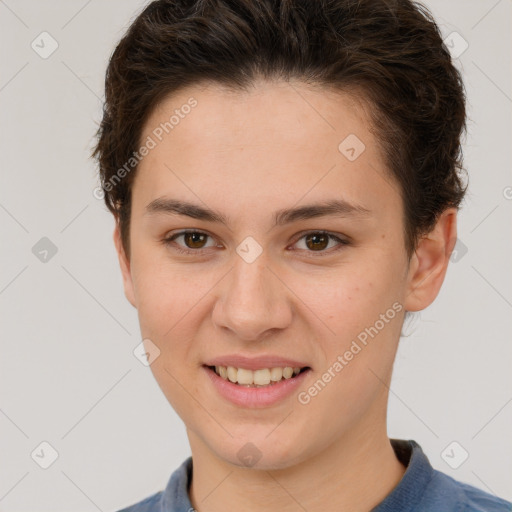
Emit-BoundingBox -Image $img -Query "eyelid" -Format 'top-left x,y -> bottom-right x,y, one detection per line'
163,229 -> 349,256
164,229 -> 220,252
288,230 -> 349,255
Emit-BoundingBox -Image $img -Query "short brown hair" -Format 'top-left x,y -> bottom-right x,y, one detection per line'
92,0 -> 467,260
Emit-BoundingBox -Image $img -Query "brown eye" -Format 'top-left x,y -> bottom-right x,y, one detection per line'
163,230 -> 216,254
304,232 -> 330,251
293,231 -> 348,256
163,229 -> 348,257
182,232 -> 208,249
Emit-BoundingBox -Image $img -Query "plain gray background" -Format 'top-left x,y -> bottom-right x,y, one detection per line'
0,1 -> 511,510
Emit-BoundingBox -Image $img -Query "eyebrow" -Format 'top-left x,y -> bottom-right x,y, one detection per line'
144,197 -> 372,227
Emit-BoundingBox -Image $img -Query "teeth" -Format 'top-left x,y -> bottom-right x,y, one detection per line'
283,367 -> 294,379
212,365 -> 305,386
237,368 -> 254,385
227,366 -> 238,383
270,367 -> 283,381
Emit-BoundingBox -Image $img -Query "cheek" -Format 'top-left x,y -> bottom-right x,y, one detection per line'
130,258 -> 206,417
129,245 -> 199,330
293,273 -> 403,434
291,258 -> 404,376
291,265 -> 391,336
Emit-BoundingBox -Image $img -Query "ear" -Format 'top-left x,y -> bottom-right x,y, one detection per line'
113,221 -> 137,308
404,207 -> 458,312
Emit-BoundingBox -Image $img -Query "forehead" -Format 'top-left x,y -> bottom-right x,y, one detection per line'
144,79 -> 370,155
133,79 -> 400,224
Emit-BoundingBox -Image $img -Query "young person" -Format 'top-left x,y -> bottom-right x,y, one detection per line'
92,0 -> 512,510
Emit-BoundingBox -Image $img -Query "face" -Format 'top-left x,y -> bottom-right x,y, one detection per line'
114,79 -> 452,470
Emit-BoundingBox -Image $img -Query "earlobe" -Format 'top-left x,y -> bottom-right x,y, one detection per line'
403,208 -> 458,312
113,222 -> 137,308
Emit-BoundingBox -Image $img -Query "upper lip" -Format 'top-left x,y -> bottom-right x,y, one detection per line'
203,355 -> 311,371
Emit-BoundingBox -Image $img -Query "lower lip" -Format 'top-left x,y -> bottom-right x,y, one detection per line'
203,365 -> 311,408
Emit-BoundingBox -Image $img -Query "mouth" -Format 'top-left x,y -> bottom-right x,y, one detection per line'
204,364 -> 311,388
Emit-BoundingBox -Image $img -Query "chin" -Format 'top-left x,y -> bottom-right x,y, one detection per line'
211,434 -> 307,471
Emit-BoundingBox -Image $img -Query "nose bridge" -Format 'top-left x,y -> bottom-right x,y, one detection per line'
213,249 -> 291,339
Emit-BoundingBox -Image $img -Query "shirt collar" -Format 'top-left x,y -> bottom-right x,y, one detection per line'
371,439 -> 434,511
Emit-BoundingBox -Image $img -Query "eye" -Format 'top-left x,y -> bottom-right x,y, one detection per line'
163,230 -> 218,254
162,229 -> 349,256
290,230 -> 349,256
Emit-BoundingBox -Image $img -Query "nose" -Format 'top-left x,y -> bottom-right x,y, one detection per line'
212,253 -> 293,342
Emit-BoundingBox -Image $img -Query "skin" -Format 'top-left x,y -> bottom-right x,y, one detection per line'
114,79 -> 457,511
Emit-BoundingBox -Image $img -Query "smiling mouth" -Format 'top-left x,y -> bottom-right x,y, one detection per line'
205,365 -> 311,387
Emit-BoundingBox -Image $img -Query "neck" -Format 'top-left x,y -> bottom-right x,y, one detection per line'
187,422 -> 406,512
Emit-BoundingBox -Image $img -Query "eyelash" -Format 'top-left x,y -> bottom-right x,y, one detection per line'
162,229 -> 349,257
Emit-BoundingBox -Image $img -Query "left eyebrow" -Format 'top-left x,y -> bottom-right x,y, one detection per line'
144,197 -> 372,227
273,199 -> 372,225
